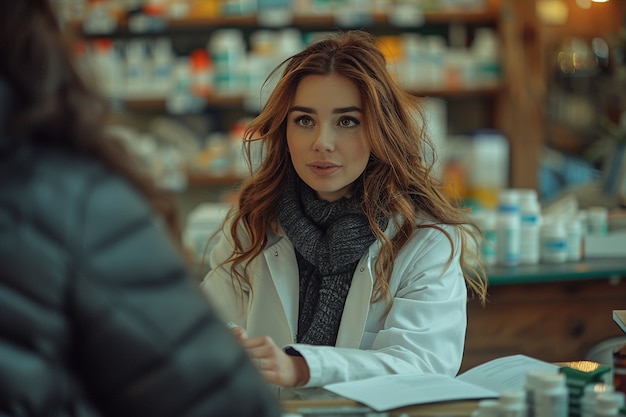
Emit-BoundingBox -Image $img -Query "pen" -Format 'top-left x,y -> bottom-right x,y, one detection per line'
226,322 -> 248,338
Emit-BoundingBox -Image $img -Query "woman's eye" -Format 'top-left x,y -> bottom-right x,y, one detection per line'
294,115 -> 314,127
338,117 -> 359,128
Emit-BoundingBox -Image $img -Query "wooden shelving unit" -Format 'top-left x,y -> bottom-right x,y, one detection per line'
69,1 -> 512,189
70,7 -> 501,34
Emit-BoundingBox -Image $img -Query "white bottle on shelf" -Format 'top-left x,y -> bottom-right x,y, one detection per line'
472,210 -> 498,266
588,206 -> 609,236
124,38 -> 150,99
496,189 -> 521,267
566,214 -> 584,261
151,37 -> 174,99
518,189 -> 542,265
208,29 -> 246,96
541,218 -> 568,264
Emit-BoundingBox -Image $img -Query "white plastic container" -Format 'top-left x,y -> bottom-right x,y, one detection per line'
467,130 -> 510,211
208,29 -> 246,95
592,392 -> 625,417
496,189 -> 521,266
541,219 -> 568,263
526,370 -> 549,417
151,37 -> 174,98
566,215 -> 584,261
473,399 -> 501,417
124,38 -> 151,98
588,206 -> 609,236
581,383 -> 614,417
499,389 -> 528,417
535,373 -> 568,417
519,189 -> 542,265
472,210 -> 498,266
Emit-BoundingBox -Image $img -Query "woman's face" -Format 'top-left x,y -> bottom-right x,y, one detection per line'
286,74 -> 371,202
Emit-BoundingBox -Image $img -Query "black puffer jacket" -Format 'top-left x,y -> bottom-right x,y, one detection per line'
0,143 -> 281,417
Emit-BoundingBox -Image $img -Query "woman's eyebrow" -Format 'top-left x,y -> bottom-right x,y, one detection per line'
332,106 -> 362,114
289,105 -> 315,114
288,105 -> 362,114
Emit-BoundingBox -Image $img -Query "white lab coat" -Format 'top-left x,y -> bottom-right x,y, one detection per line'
201,217 -> 468,388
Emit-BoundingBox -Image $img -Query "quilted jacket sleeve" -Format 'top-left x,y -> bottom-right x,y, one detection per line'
68,172 -> 280,417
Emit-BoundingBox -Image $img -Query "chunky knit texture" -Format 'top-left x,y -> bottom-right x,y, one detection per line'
277,177 -> 380,345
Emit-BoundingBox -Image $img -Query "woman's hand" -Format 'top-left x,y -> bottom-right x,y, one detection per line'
242,336 -> 310,388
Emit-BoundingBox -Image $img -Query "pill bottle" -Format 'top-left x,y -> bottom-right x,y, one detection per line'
519,189 -> 542,265
535,373 -> 569,417
526,370 -> 548,417
499,389 -> 527,417
566,215 -> 584,262
588,206 -> 608,236
541,219 -> 567,263
472,210 -> 498,266
581,383 -> 614,417
577,210 -> 589,235
473,399 -> 501,417
592,392 -> 625,417
496,189 -> 521,267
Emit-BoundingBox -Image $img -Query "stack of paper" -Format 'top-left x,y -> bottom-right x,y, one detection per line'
323,355 -> 559,412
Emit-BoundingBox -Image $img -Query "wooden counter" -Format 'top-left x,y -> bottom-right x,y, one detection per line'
281,397 -> 479,416
462,258 -> 626,372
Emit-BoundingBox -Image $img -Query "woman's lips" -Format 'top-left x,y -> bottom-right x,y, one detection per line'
307,162 -> 340,176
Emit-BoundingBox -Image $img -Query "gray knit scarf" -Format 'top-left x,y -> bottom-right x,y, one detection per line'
276,176 -> 382,346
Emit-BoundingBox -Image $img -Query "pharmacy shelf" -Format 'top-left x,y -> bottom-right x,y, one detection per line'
166,9 -> 499,28
70,7 -> 499,35
119,83 -> 502,112
121,94 -> 245,111
487,258 -> 626,285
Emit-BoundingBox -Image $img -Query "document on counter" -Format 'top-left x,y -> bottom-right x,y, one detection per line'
323,354 -> 559,412
614,310 -> 626,334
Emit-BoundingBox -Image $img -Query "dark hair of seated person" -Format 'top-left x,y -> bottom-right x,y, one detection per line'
0,1 -> 281,416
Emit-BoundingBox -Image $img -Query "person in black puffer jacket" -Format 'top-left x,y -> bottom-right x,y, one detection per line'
0,1 -> 281,417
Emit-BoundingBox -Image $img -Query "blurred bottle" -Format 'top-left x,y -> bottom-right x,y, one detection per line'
472,28 -> 500,85
209,29 -> 246,96
151,37 -> 175,99
519,189 -> 542,265
466,130 -> 510,211
190,49 -> 213,98
541,217 -> 568,264
496,189 -> 521,267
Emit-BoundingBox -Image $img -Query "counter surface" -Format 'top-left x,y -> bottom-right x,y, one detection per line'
486,258 -> 626,285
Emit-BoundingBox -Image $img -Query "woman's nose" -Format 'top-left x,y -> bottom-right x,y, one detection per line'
312,127 -> 335,152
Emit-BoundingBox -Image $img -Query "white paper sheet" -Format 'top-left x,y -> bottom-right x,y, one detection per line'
325,373 -> 497,412
323,355 -> 560,412
457,354 -> 559,393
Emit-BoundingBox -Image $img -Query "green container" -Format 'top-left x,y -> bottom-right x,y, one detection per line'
560,361 -> 612,417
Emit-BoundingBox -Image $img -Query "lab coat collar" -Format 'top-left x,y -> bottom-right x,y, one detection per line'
263,228 -> 377,348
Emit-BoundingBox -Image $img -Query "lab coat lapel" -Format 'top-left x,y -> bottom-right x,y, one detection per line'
335,256 -> 373,348
263,236 -> 299,339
